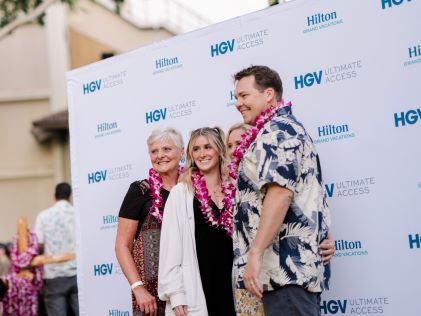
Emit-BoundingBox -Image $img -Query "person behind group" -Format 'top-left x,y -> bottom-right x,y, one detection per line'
158,127 -> 236,316
0,244 -> 11,277
226,123 -> 251,161
116,127 -> 185,316
34,182 -> 78,316
231,65 -> 332,316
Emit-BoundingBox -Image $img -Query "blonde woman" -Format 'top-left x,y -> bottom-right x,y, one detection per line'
158,127 -> 235,316
226,123 -> 251,160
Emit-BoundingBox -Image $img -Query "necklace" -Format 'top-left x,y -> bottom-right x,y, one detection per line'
191,171 -> 235,236
228,100 -> 291,180
148,167 -> 183,223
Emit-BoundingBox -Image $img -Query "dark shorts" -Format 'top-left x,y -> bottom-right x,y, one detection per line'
262,285 -> 321,316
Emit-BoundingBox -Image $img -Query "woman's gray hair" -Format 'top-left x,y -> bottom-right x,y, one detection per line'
147,127 -> 184,150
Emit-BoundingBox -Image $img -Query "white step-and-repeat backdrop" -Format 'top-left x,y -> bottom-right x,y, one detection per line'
67,0 -> 421,315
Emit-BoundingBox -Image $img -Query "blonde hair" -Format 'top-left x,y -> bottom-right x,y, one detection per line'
226,123 -> 251,146
180,127 -> 228,191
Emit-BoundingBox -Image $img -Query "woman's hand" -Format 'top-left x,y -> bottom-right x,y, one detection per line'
320,237 -> 335,264
173,305 -> 188,316
133,286 -> 158,316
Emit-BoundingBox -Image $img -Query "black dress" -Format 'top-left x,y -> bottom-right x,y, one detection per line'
193,197 -> 236,316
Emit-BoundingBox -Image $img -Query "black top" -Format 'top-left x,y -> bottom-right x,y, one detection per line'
193,197 -> 235,316
119,180 -> 170,238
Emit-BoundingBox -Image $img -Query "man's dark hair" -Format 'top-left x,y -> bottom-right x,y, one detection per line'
55,182 -> 72,200
234,65 -> 283,100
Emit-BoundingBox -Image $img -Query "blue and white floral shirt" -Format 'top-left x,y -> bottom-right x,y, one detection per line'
34,200 -> 77,279
233,106 -> 331,293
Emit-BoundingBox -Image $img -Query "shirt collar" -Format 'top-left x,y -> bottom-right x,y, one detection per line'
276,104 -> 292,116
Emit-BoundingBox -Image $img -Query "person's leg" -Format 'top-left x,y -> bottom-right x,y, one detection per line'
67,276 -> 79,316
43,278 -> 68,316
262,285 -> 320,316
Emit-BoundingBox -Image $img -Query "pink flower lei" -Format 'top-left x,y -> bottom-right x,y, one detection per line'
191,170 -> 235,236
3,230 -> 43,316
148,167 -> 183,223
228,100 -> 292,180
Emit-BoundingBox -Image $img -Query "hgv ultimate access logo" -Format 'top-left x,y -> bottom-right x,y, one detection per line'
321,297 -> 390,314
294,60 -> 362,90
82,71 -> 127,95
145,100 -> 197,124
325,177 -> 375,198
210,29 -> 269,58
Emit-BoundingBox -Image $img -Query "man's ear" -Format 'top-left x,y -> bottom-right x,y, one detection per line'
265,87 -> 276,103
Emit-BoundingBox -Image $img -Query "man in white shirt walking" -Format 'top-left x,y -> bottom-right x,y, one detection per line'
35,182 -> 78,316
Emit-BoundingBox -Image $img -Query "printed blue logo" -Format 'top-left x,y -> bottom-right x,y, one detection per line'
103,215 -> 118,225
314,123 -> 355,144
334,239 -> 368,258
145,101 -> 196,124
335,240 -> 361,251
323,298 -> 390,314
409,45 -> 421,59
83,80 -> 102,95
226,90 -> 236,107
95,122 -> 121,138
146,108 -> 167,124
82,71 -> 126,95
394,108 -> 421,127
153,57 -> 183,74
93,263 -> 113,276
156,57 -> 179,69
404,44 -> 421,66
320,300 -> 347,314
325,177 -> 375,198
98,122 -> 117,134
88,170 -> 107,184
409,233 -> 420,249
382,0 -> 413,10
88,165 -> 132,184
308,12 -> 337,26
304,11 -> 343,33
294,61 -> 362,90
211,39 -> 235,57
318,124 -> 348,137
108,310 -> 129,316
294,71 -> 323,89
100,214 -> 118,231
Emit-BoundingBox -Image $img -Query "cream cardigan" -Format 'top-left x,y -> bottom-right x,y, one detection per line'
158,183 -> 208,316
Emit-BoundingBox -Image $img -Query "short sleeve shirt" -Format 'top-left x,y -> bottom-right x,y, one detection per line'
119,180 -> 169,238
232,106 -> 331,293
34,200 -> 76,279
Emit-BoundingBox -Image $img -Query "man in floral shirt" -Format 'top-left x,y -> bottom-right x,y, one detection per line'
35,182 -> 78,316
232,65 -> 331,316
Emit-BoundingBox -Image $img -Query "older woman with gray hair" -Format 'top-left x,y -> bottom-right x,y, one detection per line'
116,127 -> 185,316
